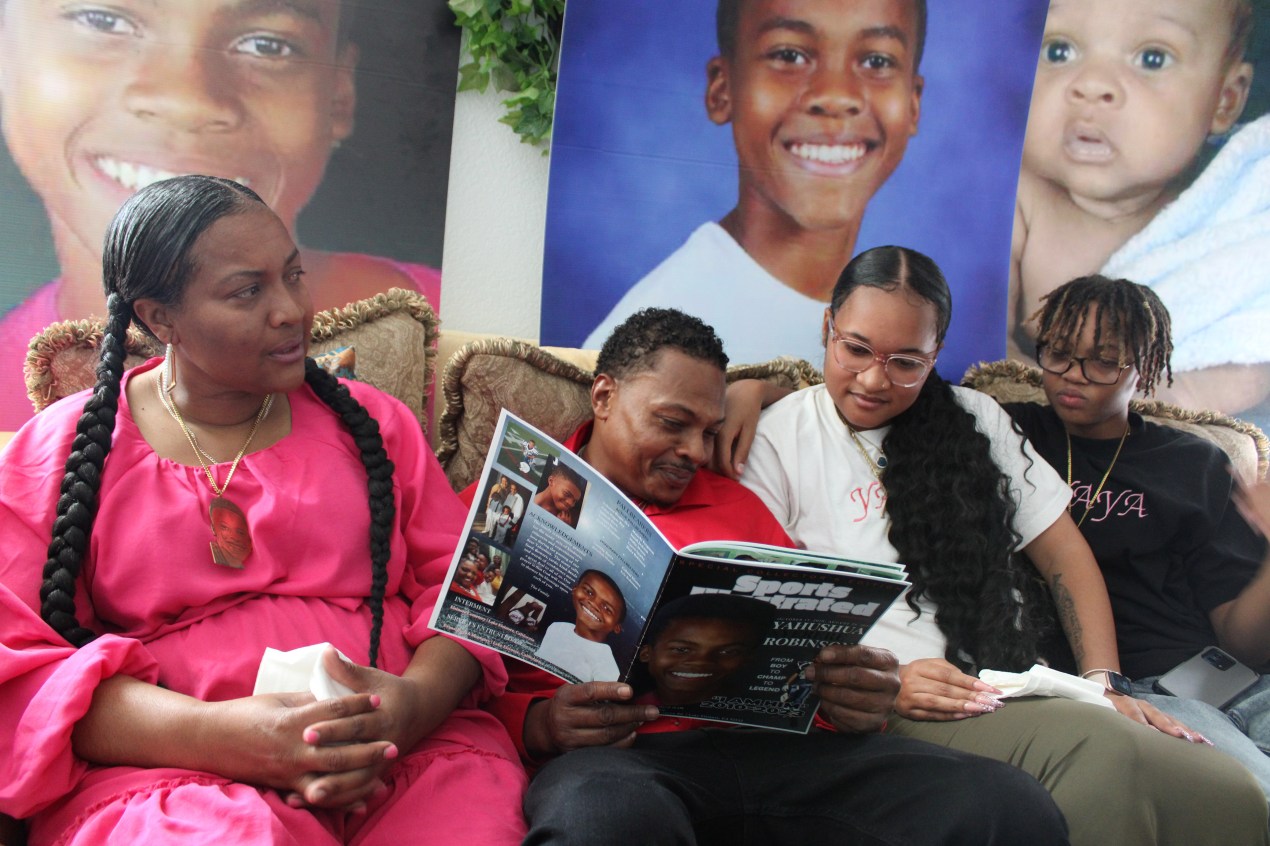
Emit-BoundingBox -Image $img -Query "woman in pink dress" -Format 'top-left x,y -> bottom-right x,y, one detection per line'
0,175 -> 525,844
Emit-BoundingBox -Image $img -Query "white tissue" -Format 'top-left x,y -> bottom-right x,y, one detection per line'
252,642 -> 357,701
978,664 -> 1114,710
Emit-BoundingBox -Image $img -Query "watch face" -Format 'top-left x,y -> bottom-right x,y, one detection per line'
1107,671 -> 1133,696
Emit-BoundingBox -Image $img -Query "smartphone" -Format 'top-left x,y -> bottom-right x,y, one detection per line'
1153,646 -> 1260,710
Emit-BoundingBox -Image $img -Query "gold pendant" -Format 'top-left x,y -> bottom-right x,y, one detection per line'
209,496 -> 252,569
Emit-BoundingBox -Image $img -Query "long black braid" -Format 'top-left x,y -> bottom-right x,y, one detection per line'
1030,274 -> 1173,398
303,361 -> 396,667
39,293 -> 133,647
40,175 -> 396,668
833,247 -> 1049,671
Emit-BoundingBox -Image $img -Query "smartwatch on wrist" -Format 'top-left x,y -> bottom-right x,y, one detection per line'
1082,668 -> 1133,696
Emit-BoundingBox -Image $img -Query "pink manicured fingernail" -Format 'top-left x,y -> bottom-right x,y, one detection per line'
303,728 -> 320,744
286,793 -> 305,808
350,803 -> 368,816
383,743 -> 399,760
369,694 -> 382,708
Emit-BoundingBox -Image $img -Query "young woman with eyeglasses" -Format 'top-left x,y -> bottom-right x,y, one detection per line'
1005,274 -> 1270,800
716,247 -> 1269,846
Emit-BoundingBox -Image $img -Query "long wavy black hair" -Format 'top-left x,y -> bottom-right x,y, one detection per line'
39,175 -> 396,667
831,247 -> 1049,671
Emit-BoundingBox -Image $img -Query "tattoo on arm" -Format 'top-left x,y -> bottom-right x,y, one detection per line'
1050,573 -> 1085,666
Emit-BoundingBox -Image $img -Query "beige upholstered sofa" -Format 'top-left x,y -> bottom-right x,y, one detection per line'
12,288 -> 1268,487
2,288 -> 1267,845
437,336 -> 1268,488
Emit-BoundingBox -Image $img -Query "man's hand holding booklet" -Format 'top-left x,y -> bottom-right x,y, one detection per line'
429,410 -> 909,733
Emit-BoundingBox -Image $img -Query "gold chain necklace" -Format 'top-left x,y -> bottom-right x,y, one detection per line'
158,360 -> 273,568
158,363 -> 273,495
835,406 -> 887,480
157,376 -> 221,464
1065,426 -> 1129,528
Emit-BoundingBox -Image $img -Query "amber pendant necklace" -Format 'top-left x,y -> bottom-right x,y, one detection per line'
158,358 -> 272,568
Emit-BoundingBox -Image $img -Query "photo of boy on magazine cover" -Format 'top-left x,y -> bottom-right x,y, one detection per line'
533,569 -> 626,683
630,594 -> 776,708
533,458 -> 588,528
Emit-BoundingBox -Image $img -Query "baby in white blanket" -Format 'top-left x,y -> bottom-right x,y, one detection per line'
1010,0 -> 1265,415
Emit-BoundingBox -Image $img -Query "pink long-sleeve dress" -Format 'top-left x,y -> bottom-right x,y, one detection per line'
0,359 -> 526,845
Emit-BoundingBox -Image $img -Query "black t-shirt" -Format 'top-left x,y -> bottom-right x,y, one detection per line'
1005,402 -> 1265,679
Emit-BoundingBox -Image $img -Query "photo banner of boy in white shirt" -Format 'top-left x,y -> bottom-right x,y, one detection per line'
541,0 -> 1048,382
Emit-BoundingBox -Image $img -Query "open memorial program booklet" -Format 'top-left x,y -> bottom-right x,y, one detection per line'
430,410 -> 909,733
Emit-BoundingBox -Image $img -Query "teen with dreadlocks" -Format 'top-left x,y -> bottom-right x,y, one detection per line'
720,248 -> 1270,846
1006,274 -> 1270,799
0,176 -> 526,844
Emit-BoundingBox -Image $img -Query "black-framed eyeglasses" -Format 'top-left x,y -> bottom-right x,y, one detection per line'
828,328 -> 936,388
1036,344 -> 1134,385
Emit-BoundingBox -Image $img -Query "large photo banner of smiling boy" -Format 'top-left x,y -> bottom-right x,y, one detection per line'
0,0 -> 460,430
540,0 -> 1049,382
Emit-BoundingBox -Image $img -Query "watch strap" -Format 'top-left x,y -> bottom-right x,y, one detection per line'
1081,668 -> 1133,695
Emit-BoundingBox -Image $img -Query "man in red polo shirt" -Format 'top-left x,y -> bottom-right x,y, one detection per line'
465,308 -> 1067,845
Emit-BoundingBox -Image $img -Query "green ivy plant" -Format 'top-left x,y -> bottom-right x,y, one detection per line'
449,0 -> 565,150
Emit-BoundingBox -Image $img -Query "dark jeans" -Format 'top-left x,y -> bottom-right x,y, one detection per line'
523,728 -> 1069,846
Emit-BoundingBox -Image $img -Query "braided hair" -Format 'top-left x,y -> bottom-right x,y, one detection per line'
1030,274 -> 1173,398
301,361 -> 395,666
40,175 -> 396,668
830,247 -> 1049,671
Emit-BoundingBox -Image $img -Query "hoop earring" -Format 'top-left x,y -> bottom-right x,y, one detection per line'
164,344 -> 177,393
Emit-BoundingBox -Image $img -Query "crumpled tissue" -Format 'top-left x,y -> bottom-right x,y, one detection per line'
979,664 -> 1114,709
252,642 -> 356,701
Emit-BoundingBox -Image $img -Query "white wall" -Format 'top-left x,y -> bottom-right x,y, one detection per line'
440,87 -> 551,341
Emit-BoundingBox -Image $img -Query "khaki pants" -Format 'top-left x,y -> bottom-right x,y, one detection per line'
887,697 -> 1269,846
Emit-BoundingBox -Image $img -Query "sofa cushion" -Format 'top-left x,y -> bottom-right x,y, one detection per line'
963,359 -> 1268,480
24,288 -> 437,427
435,337 -> 819,491
24,322 -> 159,414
